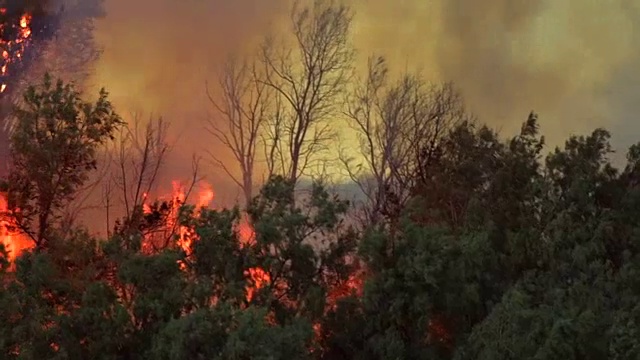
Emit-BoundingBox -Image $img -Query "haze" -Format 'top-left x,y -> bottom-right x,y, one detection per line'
87,0 -> 640,199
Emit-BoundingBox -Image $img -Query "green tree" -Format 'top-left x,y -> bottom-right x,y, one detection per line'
87,175 -> 356,358
7,69 -> 640,360
243,176 -> 358,325
3,73 -> 122,248
319,115 -> 550,359
457,128 -> 631,359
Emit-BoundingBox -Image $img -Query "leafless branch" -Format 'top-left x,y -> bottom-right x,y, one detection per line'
59,147 -> 114,233
258,0 -> 354,184
261,93 -> 288,181
342,56 -> 468,226
102,177 -> 114,238
109,114 -> 172,227
205,53 -> 268,208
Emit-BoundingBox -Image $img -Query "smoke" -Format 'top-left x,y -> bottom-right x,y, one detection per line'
355,0 -> 640,149
0,0 -> 98,175
87,0 -> 289,205
84,0 -> 640,197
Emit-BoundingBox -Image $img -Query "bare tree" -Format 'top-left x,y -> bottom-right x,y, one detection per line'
106,114 -> 203,251
110,114 -> 172,221
259,0 -> 354,183
342,56 -> 469,226
58,148 -> 113,235
205,54 -> 268,208
261,92 -> 286,179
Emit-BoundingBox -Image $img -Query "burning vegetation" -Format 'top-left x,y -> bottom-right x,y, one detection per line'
0,192 -> 29,265
0,8 -> 31,93
0,0 -> 58,96
2,0 -> 640,359
0,10 -> 31,93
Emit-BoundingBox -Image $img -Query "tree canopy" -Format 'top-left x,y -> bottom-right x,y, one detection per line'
4,19 -> 640,360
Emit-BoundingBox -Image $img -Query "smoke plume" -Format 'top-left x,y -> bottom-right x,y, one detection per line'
354,0 -> 640,147
85,0 -> 640,195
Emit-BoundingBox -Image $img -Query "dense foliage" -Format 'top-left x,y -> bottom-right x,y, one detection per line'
4,76 -> 640,360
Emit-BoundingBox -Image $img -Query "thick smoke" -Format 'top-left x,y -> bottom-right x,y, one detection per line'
355,0 -> 640,148
86,0 -> 640,198
89,0 -> 288,205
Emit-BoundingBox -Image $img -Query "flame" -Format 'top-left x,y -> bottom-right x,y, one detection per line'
237,216 -> 255,246
326,269 -> 365,310
137,180 -> 267,301
0,193 -> 32,268
244,266 -> 270,302
196,182 -> 214,208
0,11 -> 34,93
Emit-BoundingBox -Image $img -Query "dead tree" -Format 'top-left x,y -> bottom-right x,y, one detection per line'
205,54 -> 268,208
259,0 -> 354,184
58,147 -> 113,236
106,114 -> 201,250
111,114 -> 172,221
342,56 -> 469,226
107,114 -> 170,240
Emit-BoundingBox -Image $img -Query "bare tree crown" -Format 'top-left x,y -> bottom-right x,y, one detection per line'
343,56 -> 469,226
206,54 -> 269,208
260,0 -> 355,183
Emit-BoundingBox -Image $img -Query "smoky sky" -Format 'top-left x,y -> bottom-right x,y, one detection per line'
86,0 -> 640,196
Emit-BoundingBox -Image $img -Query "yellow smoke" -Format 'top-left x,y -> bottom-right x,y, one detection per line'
87,0 -> 640,191
354,0 -> 639,144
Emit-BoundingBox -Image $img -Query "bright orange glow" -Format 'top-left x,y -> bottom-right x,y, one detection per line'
137,180 -> 266,301
0,10 -> 33,93
0,193 -> 33,268
237,217 -> 255,246
244,267 -> 270,302
326,269 -> 365,310
196,182 -> 214,208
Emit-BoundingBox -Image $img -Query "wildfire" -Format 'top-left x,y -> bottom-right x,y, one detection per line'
244,267 -> 270,302
138,180 -> 268,301
139,180 -> 255,259
237,215 -> 255,246
135,180 -> 363,311
0,193 -> 32,268
0,10 -> 34,93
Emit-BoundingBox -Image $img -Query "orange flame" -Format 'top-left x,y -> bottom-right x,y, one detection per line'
137,180 -> 265,301
244,266 -> 270,302
196,182 -> 214,208
0,11 -> 33,93
0,193 -> 32,268
237,217 -> 255,246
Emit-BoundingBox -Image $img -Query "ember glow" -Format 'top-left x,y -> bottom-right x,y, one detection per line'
244,267 -> 270,302
139,180 -> 211,259
137,180 -> 267,300
138,180 -> 259,284
0,192 -> 32,267
0,10 -> 33,93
